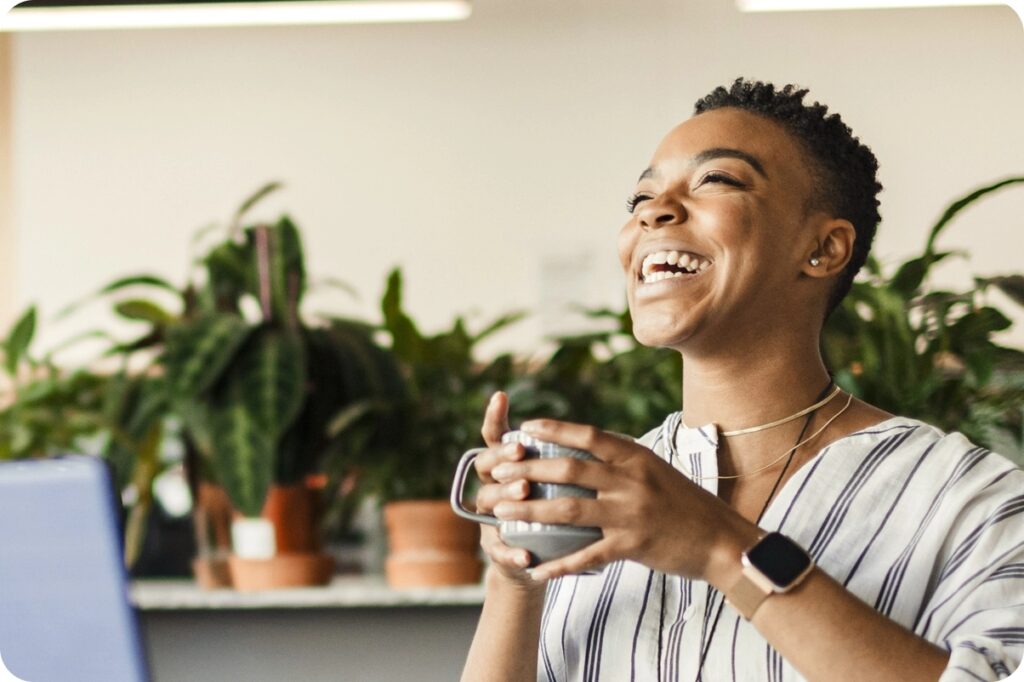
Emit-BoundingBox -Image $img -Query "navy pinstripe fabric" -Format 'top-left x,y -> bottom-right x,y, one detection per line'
533,415 -> 1024,681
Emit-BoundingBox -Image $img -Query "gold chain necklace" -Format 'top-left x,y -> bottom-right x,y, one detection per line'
680,391 -> 853,481
681,385 -> 842,437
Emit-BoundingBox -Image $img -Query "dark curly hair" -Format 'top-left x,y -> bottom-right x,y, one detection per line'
694,78 -> 882,320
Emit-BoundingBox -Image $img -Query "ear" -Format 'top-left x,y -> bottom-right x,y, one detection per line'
801,217 -> 856,279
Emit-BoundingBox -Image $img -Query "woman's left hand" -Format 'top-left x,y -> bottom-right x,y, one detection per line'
489,419 -> 759,584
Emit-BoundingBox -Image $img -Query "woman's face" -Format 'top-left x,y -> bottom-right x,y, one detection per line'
617,107 -> 822,353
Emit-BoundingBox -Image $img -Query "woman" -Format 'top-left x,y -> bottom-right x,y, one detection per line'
460,79 -> 1024,682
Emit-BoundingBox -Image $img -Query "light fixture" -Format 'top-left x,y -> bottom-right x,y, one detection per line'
0,0 -> 472,32
737,0 -> 1006,10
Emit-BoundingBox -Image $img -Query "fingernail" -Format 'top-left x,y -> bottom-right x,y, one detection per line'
515,552 -> 530,568
492,463 -> 512,479
504,481 -> 527,497
493,503 -> 511,518
530,569 -> 549,582
521,421 -> 540,433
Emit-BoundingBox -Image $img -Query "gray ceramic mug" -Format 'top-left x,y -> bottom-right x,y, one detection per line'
450,430 -> 602,565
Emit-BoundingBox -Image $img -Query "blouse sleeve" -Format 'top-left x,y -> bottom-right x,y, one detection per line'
917,458 -> 1024,681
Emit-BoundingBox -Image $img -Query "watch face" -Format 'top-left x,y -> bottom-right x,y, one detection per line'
746,532 -> 812,587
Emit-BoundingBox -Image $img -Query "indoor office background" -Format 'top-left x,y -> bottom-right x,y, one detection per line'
0,2 -> 1021,681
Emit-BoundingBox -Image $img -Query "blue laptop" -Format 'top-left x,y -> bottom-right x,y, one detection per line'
0,456 -> 149,682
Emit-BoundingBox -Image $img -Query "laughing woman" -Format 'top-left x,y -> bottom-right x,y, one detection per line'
460,79 -> 1024,682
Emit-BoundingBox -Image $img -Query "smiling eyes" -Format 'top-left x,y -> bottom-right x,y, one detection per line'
625,171 -> 745,214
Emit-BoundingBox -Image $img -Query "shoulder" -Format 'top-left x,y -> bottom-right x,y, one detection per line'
827,415 -> 1024,512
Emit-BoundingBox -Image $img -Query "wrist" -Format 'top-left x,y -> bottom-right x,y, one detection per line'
704,518 -> 762,592
485,565 -> 547,597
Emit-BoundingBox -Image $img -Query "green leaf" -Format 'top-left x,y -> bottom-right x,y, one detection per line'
981,275 -> 1024,308
4,306 -> 37,375
163,315 -> 253,400
230,181 -> 283,235
246,218 -> 305,325
949,307 -> 1012,347
234,326 -> 307,443
381,268 -> 424,363
56,274 -> 178,320
889,251 -> 962,295
924,177 -> 1024,256
471,311 -> 527,344
114,299 -> 174,326
208,390 -> 274,517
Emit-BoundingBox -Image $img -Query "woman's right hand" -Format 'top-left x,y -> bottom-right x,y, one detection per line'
472,392 -> 543,591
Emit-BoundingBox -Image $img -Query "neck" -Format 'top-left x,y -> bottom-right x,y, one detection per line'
680,331 -> 832,433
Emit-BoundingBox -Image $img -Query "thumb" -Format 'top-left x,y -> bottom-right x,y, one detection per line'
481,391 -> 511,447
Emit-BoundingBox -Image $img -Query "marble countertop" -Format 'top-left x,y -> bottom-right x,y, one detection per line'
131,576 -> 486,611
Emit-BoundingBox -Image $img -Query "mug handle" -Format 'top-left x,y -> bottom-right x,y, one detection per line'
450,448 -> 499,526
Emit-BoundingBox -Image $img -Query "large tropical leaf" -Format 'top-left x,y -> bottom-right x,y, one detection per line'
247,218 -> 305,325
162,315 -> 252,400
233,326 -> 307,444
208,391 -> 275,518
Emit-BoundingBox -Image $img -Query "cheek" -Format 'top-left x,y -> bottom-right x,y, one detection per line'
617,221 -> 637,273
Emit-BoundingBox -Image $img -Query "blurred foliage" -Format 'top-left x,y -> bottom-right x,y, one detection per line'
336,267 -> 532,501
77,183 -> 407,520
823,176 -> 1024,464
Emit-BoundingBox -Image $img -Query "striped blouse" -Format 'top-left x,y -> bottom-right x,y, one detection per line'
536,414 -> 1024,681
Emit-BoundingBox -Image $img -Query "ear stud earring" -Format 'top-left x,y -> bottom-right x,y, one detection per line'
809,257 -> 821,267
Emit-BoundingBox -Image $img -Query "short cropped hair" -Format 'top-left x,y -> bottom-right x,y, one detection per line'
694,78 -> 882,319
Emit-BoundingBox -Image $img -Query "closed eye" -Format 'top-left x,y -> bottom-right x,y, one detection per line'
626,193 -> 653,214
699,171 -> 744,188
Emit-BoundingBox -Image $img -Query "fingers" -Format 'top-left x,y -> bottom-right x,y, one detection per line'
481,391 -> 511,447
490,456 -> 607,490
473,441 -> 527,484
530,540 -> 612,582
480,527 -> 532,571
493,496 -> 602,528
520,419 -> 627,463
474,478 -> 529,514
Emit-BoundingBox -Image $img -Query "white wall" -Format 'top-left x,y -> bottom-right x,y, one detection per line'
8,0 -> 1024,360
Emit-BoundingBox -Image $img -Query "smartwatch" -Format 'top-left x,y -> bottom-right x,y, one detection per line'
726,531 -> 814,620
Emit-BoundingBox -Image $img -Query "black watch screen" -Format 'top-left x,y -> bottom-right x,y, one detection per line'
747,532 -> 812,587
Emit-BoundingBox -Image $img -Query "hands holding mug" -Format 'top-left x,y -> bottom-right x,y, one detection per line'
454,392 -> 754,586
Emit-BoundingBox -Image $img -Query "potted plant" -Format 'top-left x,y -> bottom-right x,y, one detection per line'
345,267 -> 527,588
79,184 -> 406,589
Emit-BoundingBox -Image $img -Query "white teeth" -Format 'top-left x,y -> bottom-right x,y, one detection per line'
639,249 -> 713,283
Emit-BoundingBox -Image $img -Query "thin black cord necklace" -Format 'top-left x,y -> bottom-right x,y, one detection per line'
691,381 -> 834,682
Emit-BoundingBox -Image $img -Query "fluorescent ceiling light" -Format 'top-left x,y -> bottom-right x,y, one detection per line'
738,0 -> 1002,10
0,1 -> 472,31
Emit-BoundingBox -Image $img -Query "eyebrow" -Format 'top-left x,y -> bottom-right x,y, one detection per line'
637,146 -> 769,183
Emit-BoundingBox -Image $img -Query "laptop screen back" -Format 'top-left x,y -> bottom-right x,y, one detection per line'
0,456 -> 148,682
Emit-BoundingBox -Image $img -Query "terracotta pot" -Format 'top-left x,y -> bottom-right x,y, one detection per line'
228,552 -> 335,592
191,555 -> 232,590
383,499 -> 482,588
262,483 -> 319,554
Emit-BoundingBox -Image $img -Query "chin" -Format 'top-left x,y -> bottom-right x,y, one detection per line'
629,311 -> 696,350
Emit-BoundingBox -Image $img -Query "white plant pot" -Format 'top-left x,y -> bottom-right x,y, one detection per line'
231,517 -> 276,559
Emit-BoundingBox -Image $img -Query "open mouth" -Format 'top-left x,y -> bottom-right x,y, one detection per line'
639,249 -> 712,284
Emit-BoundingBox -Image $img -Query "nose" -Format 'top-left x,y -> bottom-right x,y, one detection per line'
637,197 -> 686,230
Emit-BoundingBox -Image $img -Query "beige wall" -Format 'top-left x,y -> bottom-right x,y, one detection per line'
0,34 -> 13,329
7,1 -> 1024,360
